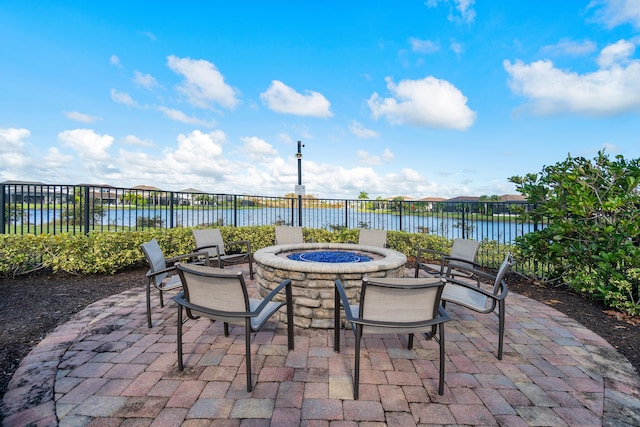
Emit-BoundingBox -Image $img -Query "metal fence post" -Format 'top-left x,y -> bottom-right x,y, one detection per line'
84,186 -> 90,235
399,201 -> 403,231
169,191 -> 175,229
233,195 -> 238,227
0,184 -> 5,234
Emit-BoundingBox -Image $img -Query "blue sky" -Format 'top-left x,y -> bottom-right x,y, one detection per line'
1,1 -> 639,199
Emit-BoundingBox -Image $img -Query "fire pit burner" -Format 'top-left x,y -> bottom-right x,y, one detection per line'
287,250 -> 372,263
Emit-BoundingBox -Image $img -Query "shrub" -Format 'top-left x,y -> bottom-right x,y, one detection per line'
510,151 -> 640,315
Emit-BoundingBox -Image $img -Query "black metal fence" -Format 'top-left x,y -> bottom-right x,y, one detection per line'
2,182 -> 544,243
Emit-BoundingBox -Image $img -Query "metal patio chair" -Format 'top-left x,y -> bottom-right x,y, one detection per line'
415,238 -> 480,281
274,226 -> 304,245
334,276 -> 450,399
193,228 -> 254,279
140,238 -> 209,328
357,229 -> 388,247
174,263 -> 294,392
441,253 -> 514,359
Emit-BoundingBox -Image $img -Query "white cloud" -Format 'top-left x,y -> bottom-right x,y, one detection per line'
155,106 -> 217,127
349,121 -> 380,138
504,40 -> 640,116
367,76 -> 476,130
58,129 -> 114,161
260,80 -> 333,118
426,0 -> 476,24
539,39 -> 597,57
121,135 -> 153,147
410,37 -> 440,54
166,55 -> 239,109
64,111 -> 102,123
357,148 -> 394,165
597,39 -> 635,68
142,31 -> 157,41
0,128 -> 30,169
588,0 -> 640,29
241,136 -> 278,161
110,89 -> 138,106
168,130 -> 230,176
110,54 -> 121,67
133,71 -> 158,90
449,40 -> 464,56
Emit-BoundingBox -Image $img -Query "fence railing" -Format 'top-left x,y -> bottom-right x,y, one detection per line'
2,183 -> 546,271
2,183 -> 541,236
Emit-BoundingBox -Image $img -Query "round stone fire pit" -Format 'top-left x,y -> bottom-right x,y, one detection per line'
254,243 -> 407,328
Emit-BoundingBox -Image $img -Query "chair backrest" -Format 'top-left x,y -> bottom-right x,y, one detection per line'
358,229 -> 387,247
491,253 -> 514,295
275,226 -> 304,245
448,239 -> 480,270
359,277 -> 445,334
140,239 -> 168,286
176,263 -> 249,321
193,228 -> 226,257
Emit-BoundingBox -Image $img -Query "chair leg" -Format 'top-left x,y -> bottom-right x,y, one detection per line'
354,325 -> 362,400
159,289 -> 164,307
146,279 -> 152,328
438,323 -> 445,395
177,306 -> 184,370
286,283 -> 294,350
224,322 -> 230,337
497,300 -> 505,360
245,320 -> 253,392
334,288 -> 341,352
248,255 -> 254,280
408,333 -> 414,350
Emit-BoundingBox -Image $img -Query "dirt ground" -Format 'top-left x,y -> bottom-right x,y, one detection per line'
1,265 -> 639,402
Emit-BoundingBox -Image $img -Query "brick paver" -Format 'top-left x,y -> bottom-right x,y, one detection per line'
2,265 -> 640,426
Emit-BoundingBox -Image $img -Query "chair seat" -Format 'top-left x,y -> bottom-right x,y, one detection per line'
442,283 -> 488,311
160,275 -> 183,291
249,298 -> 283,330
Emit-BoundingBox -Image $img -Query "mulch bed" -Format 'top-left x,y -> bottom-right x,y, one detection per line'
1,265 -> 638,402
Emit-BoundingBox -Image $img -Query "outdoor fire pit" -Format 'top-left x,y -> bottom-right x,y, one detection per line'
253,242 -> 407,328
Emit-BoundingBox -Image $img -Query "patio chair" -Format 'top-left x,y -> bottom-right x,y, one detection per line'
140,239 -> 210,328
415,238 -> 480,281
334,277 -> 450,399
274,226 -> 304,245
357,229 -> 387,247
193,228 -> 254,279
174,263 -> 294,392
441,253 -> 514,359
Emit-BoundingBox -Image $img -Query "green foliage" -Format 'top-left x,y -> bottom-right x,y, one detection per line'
0,225 -> 514,285
510,151 -> 640,315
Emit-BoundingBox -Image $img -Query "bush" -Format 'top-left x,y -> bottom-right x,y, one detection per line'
510,151 -> 640,315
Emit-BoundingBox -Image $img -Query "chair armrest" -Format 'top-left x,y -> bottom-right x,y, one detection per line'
166,251 -> 211,264
146,265 -> 176,278
194,244 -> 221,257
443,277 -> 508,301
252,279 -> 292,314
334,280 -> 357,322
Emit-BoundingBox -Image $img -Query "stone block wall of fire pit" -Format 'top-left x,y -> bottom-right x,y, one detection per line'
253,243 -> 407,329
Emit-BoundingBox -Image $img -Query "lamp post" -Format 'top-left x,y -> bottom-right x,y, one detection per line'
296,141 -> 304,226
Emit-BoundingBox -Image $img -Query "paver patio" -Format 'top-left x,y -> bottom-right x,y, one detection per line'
2,264 -> 640,426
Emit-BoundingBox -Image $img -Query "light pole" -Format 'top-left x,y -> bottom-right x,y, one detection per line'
296,141 -> 304,226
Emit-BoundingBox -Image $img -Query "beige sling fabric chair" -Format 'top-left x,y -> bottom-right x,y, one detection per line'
334,277 -> 450,399
274,226 -> 304,245
140,238 -> 209,328
441,253 -> 514,359
415,238 -> 480,280
175,263 -> 294,392
193,228 -> 253,279
357,229 -> 388,247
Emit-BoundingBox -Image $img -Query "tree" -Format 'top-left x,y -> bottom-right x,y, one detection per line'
358,191 -> 369,200
509,151 -> 640,315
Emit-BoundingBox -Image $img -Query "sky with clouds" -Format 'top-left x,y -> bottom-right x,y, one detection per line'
1,0 -> 639,199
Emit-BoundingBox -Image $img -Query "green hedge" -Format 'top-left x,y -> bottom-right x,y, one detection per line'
0,226 -> 466,277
